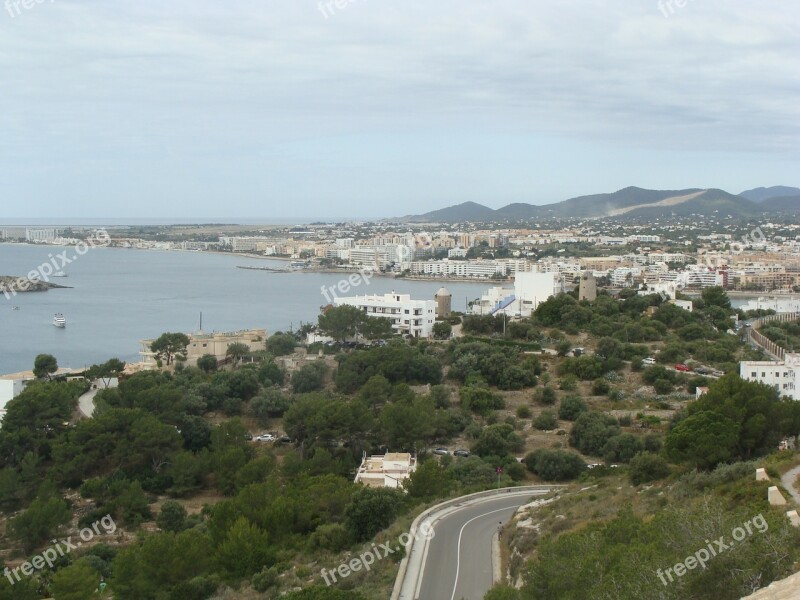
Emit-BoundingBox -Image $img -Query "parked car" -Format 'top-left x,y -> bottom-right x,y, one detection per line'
278,435 -> 292,444
694,366 -> 713,375
453,449 -> 471,457
433,447 -> 450,456
642,357 -> 656,365
255,433 -> 276,442
675,363 -> 690,372
572,347 -> 585,357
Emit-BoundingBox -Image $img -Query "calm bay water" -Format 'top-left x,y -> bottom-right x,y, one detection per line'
0,244 -> 489,375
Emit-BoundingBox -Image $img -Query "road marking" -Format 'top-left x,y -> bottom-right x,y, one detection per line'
449,505 -> 519,600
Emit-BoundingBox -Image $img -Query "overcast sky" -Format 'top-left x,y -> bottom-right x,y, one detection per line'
0,1 -> 797,221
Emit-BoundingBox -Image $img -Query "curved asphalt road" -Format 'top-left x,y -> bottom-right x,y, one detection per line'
416,492 -> 540,600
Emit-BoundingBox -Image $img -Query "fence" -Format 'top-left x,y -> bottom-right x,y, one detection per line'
746,313 -> 800,360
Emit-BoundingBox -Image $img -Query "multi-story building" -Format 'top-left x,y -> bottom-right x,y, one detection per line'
740,354 -> 800,401
25,228 -> 57,242
471,272 -> 564,317
334,292 -> 436,338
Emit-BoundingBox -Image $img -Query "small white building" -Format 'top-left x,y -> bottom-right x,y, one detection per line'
471,272 -> 564,317
334,292 -> 436,338
740,353 -> 800,401
354,453 -> 417,489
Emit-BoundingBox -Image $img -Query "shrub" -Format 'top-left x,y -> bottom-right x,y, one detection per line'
533,411 -> 558,431
592,378 -> 610,395
569,412 -> 620,456
524,449 -> 586,481
536,387 -> 557,406
629,452 -> 671,485
558,396 -> 587,421
516,405 -> 532,419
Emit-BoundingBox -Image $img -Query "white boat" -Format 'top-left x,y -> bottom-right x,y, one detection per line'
11,306 -> 20,311
52,271 -> 68,278
53,313 -> 66,328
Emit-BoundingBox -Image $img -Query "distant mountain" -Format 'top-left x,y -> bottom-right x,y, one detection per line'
402,201 -> 496,223
759,195 -> 800,212
400,186 -> 770,222
740,186 -> 800,203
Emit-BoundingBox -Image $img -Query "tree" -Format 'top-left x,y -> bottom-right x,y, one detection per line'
33,353 -> 58,379
157,500 -> 188,532
558,396 -> 587,421
432,321 -> 453,340
50,558 -> 101,600
266,332 -> 297,356
404,459 -> 453,499
569,412 -> 621,456
665,410 -> 740,469
85,358 -> 126,387
524,449 -> 585,481
360,316 -> 394,340
10,490 -> 71,551
150,333 -> 190,366
472,424 -> 523,458
196,354 -> 218,373
292,362 -> 328,393
701,286 -> 731,310
216,517 -> 275,579
601,433 -> 644,463
629,452 -> 670,485
345,487 -> 406,542
318,305 -> 364,343
225,342 -> 250,366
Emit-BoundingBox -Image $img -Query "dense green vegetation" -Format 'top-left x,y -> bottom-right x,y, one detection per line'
2,287 -> 799,600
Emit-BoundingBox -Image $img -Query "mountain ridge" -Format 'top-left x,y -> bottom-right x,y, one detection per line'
397,185 -> 796,222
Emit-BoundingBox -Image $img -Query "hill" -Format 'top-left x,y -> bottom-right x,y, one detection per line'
759,195 -> 800,212
740,186 -> 800,203
400,186 -> 767,222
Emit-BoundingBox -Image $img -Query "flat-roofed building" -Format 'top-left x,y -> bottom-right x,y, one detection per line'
140,328 -> 267,367
354,452 -> 417,489
334,292 -> 436,338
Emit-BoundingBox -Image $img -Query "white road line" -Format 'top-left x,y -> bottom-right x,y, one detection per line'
449,505 -> 519,600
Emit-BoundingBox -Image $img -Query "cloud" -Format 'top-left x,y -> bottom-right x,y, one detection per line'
0,0 -> 797,218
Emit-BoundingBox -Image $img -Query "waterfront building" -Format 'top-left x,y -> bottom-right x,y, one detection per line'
139,328 -> 268,367
334,291 -> 436,338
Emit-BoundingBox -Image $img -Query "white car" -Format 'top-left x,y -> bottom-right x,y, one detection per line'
642,357 -> 656,365
254,434 -> 276,442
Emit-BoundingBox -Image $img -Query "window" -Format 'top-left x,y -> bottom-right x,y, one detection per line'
752,372 -> 757,378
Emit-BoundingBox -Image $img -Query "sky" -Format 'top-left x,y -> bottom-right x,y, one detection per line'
0,0 -> 798,221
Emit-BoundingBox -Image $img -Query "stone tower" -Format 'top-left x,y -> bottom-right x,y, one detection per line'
434,287 -> 452,319
578,271 -> 597,302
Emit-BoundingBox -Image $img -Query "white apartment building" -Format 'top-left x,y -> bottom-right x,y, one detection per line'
410,259 -> 532,278
448,247 -> 468,258
25,228 -> 57,242
740,297 -> 800,314
472,272 -> 564,317
740,354 -> 800,401
334,292 -> 436,338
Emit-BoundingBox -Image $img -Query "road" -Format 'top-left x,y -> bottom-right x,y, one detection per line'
77,378 -> 118,418
415,491 -> 541,600
781,464 -> 800,505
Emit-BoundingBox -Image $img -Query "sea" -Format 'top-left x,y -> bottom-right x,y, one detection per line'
0,244 -> 489,375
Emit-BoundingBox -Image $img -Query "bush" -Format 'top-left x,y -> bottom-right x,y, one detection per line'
601,433 -> 644,463
460,386 -> 505,415
292,361 -> 328,393
653,378 -> 673,395
569,412 -> 621,456
629,452 -> 671,485
309,523 -> 352,552
592,378 -> 610,395
558,396 -> 587,421
533,411 -> 558,431
536,386 -> 557,406
156,500 -> 187,532
524,449 -> 586,481
516,405 -> 532,419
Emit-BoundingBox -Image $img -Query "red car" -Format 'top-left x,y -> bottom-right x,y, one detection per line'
675,364 -> 690,372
